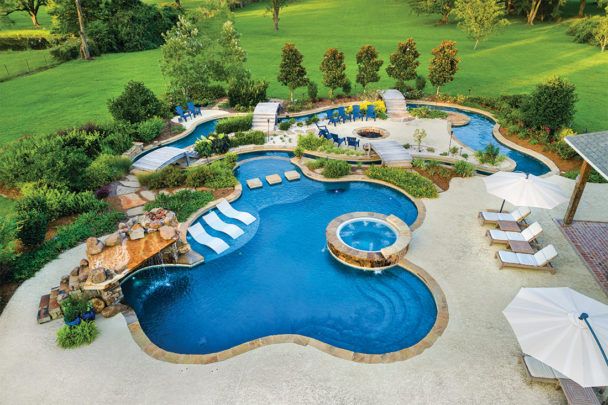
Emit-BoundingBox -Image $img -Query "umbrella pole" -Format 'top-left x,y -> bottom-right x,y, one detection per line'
580,313 -> 608,367
499,200 -> 506,213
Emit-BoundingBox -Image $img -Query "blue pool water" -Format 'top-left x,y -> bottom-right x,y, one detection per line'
122,158 -> 437,355
339,219 -> 397,252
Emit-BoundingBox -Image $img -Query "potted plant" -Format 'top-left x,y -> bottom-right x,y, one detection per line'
80,301 -> 96,321
61,297 -> 82,326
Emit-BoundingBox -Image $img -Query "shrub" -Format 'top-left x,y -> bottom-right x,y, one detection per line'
409,107 -> 448,119
135,117 -> 165,143
454,160 -> 475,177
0,30 -> 56,51
194,137 -> 213,160
20,184 -> 106,221
229,130 -> 265,147
50,37 -> 100,61
0,217 -> 17,282
207,134 -> 231,155
426,147 -> 436,153
412,158 -> 428,169
563,169 -> 607,184
84,154 -> 131,190
294,146 -> 304,158
56,321 -> 99,349
227,79 -> 268,108
307,81 -> 318,101
215,115 -> 253,134
475,144 -> 505,166
16,209 -> 48,248
567,17 -> 600,45
185,160 -> 237,189
145,190 -> 214,222
461,152 -> 469,159
323,160 -> 350,178
279,121 -> 292,131
137,166 -> 186,190
360,100 -> 387,114
107,81 -> 164,124
366,166 -> 438,198
415,75 -> 427,92
60,295 -> 89,323
12,209 -> 124,281
298,133 -> 332,150
306,158 -> 328,171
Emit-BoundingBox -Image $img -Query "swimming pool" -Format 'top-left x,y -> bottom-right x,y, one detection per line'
122,158 -> 438,356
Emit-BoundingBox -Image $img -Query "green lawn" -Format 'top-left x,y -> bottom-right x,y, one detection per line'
0,0 -> 606,143
0,196 -> 16,218
0,48 -> 56,81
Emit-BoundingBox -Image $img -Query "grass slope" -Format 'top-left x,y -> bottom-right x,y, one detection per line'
0,0 -> 606,143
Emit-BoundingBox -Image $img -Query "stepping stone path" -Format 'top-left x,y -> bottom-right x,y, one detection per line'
119,180 -> 141,188
116,185 -> 140,196
246,178 -> 263,189
117,193 -> 148,210
139,190 -> 156,201
265,174 -> 282,185
284,171 -> 301,181
126,206 -> 145,217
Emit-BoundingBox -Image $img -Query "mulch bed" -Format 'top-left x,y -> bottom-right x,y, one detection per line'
413,168 -> 457,191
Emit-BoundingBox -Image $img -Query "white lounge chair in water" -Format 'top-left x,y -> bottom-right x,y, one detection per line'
188,223 -> 229,254
216,198 -> 256,225
478,207 -> 531,225
203,211 -> 244,239
487,222 -> 543,245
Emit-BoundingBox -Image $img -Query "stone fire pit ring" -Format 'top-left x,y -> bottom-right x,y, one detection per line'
353,127 -> 390,140
326,212 -> 411,271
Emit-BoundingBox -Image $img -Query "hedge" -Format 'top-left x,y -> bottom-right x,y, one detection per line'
366,166 -> 438,198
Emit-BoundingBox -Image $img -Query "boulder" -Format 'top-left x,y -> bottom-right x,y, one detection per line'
129,224 -> 145,240
86,237 -> 104,255
70,266 -> 80,277
89,297 -> 106,314
90,267 -> 107,284
104,232 -> 121,247
177,243 -> 191,255
159,225 -> 177,241
148,220 -> 162,230
78,266 -> 91,282
79,259 -> 89,268
164,211 -> 178,227
101,304 -> 129,318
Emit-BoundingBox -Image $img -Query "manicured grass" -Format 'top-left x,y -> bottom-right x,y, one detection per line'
0,49 -> 56,81
0,196 -> 15,217
0,0 -> 606,143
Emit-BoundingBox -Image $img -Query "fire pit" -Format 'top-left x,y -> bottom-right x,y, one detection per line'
353,127 -> 389,139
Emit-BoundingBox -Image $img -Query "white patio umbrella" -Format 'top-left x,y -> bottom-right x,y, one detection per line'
503,287 -> 608,387
483,171 -> 569,211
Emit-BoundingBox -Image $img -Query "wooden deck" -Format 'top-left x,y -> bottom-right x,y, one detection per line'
132,146 -> 193,172
369,140 -> 412,167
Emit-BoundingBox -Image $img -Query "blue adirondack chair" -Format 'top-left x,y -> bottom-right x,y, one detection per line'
346,137 -> 360,149
338,106 -> 351,123
328,111 -> 341,126
332,133 -> 346,146
351,105 -> 362,121
187,101 -> 201,117
365,104 -> 376,121
323,132 -> 334,141
175,106 -> 192,122
315,122 -> 330,137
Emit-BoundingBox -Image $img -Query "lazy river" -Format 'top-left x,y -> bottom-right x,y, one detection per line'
122,158 -> 437,356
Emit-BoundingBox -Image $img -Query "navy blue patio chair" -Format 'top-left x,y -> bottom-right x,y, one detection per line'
365,105 -> 376,121
187,101 -> 201,117
338,106 -> 351,123
346,137 -> 360,149
332,133 -> 346,147
175,106 -> 192,122
328,111 -> 341,126
351,105 -> 363,121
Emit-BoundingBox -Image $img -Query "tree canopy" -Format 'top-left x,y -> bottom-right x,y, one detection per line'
453,0 -> 509,50
277,43 -> 308,101
320,48 -> 348,99
386,38 -> 420,90
428,40 -> 460,95
355,45 -> 384,92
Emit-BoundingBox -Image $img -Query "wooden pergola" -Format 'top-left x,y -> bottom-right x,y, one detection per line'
563,131 -> 608,225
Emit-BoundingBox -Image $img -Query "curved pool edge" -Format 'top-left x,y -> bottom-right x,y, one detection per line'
410,100 -> 560,177
120,257 -> 448,364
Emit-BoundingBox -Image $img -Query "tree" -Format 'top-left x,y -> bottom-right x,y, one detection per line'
596,16 -> 608,52
428,40 -> 460,95
277,43 -> 308,101
413,129 -> 427,152
386,38 -> 420,90
214,20 -> 248,82
355,45 -> 384,92
0,0 -> 47,26
320,48 -> 348,99
107,81 -> 163,124
73,0 -> 91,59
453,0 -> 509,50
267,0 -> 288,31
408,0 -> 455,24
521,76 -> 578,138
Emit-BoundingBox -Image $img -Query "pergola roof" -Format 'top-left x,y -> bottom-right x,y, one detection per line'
565,131 -> 608,181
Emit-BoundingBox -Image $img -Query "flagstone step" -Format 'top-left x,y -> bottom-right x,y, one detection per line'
265,174 -> 282,185
284,171 -> 301,181
246,178 -> 263,189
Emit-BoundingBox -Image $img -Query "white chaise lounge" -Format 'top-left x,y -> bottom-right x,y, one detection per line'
478,207 -> 531,225
496,244 -> 557,274
203,211 -> 244,239
188,223 -> 229,254
216,198 -> 256,225
487,222 -> 543,245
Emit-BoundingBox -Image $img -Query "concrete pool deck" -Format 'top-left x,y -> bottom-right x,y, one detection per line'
1,175 -> 607,404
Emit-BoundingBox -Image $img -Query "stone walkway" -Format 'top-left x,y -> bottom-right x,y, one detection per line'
558,220 -> 608,294
108,175 -> 156,218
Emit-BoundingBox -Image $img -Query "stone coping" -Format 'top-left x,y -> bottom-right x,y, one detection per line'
326,212 -> 411,270
121,257 -> 448,364
410,100 -> 560,177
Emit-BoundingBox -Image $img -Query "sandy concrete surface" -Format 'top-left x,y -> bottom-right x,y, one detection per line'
0,175 -> 606,405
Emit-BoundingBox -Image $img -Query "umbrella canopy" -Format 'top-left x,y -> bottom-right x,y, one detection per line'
504,287 -> 608,387
483,172 -> 568,210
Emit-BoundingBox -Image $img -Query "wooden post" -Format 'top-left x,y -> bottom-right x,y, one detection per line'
564,160 -> 592,225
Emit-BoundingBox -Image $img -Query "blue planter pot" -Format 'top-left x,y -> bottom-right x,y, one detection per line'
80,311 -> 95,321
65,317 -> 81,327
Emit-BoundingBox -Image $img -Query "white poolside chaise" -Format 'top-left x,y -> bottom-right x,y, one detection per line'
188,223 -> 229,254
203,211 -> 244,239
487,222 -> 543,245
478,207 -> 531,225
496,244 -> 557,274
216,198 -> 256,225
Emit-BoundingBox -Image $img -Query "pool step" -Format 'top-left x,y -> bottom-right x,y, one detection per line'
246,178 -> 263,189
265,174 -> 282,185
284,170 -> 301,181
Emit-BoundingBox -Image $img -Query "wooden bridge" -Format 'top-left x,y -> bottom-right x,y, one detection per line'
132,146 -> 195,172
369,140 -> 412,167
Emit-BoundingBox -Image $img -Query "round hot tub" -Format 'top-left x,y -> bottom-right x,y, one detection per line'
353,127 -> 390,139
326,212 -> 411,270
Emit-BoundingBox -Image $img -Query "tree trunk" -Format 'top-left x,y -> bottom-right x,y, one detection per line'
175,0 -> 181,7
578,0 -> 586,17
474,39 -> 479,50
74,0 -> 92,60
273,8 -> 279,31
29,11 -> 40,27
436,86 -> 440,96
527,0 -> 542,25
